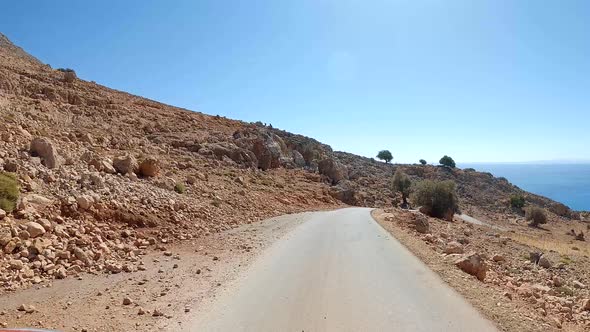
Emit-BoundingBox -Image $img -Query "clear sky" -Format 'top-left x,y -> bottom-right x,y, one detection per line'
2,1 -> 589,163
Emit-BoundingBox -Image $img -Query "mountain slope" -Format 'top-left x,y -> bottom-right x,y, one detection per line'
0,32 -> 582,292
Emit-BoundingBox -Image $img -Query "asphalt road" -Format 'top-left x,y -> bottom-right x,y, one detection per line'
187,208 -> 498,332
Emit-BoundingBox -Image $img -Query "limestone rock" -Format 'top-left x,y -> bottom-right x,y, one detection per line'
318,158 -> 348,184
455,252 -> 488,281
25,222 -> 45,238
113,155 -> 138,175
30,137 -> 62,169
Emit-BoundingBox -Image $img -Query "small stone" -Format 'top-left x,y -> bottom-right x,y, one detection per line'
492,254 -> 505,262
123,297 -> 133,305
138,307 -> 146,315
552,276 -> 564,287
573,280 -> 586,289
538,256 -> 552,269
152,309 -> 164,317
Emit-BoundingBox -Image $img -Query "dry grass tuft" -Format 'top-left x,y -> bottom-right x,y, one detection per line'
509,233 -> 590,257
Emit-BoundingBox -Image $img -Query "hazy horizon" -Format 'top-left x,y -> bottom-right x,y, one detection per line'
2,1 -> 589,164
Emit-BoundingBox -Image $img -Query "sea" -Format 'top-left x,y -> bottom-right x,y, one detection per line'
460,163 -> 590,211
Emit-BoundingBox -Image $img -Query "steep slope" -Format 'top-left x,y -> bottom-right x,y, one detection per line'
0,32 -> 582,293
0,33 -> 341,291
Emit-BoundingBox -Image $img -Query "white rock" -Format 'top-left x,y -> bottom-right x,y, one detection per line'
25,222 -> 46,238
76,195 -> 94,210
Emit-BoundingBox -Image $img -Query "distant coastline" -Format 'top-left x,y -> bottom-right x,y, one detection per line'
460,163 -> 590,211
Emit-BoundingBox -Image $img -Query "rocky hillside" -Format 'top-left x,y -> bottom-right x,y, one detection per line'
0,33 -> 582,292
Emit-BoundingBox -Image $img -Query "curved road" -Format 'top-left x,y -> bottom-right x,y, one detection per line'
187,208 -> 497,332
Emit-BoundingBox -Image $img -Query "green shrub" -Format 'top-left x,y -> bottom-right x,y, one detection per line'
392,169 -> 412,207
439,155 -> 456,168
376,150 -> 393,163
56,68 -> 75,72
174,183 -> 186,194
525,206 -> 547,227
411,180 -> 458,219
419,159 -> 427,165
510,194 -> 526,209
0,171 -> 19,212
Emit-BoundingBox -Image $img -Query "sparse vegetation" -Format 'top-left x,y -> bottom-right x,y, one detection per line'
439,155 -> 456,168
0,171 -> 19,212
510,194 -> 526,209
376,150 -> 393,163
411,180 -> 458,219
419,159 -> 427,165
525,206 -> 547,227
392,169 -> 412,208
56,68 -> 75,72
174,183 -> 186,194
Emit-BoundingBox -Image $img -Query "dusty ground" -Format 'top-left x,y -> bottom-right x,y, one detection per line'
373,208 -> 590,332
0,211 -> 314,331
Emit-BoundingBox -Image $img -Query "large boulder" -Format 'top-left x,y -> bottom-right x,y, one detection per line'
292,150 -> 306,168
318,158 -> 348,184
328,180 -> 357,205
455,252 -> 488,281
30,137 -> 62,169
233,129 -> 290,170
113,155 -> 138,174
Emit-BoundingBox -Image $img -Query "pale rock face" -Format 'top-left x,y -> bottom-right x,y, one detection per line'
30,137 -> 62,169
113,155 -> 138,175
318,158 -> 348,185
25,222 -> 45,238
76,195 -> 94,210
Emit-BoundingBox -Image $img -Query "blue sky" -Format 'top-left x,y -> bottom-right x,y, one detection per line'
2,0 -> 589,163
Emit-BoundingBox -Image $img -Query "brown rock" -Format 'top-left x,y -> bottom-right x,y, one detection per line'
412,213 -> 430,234
139,158 -> 160,177
455,252 -> 488,281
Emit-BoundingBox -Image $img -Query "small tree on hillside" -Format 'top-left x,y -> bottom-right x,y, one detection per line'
419,159 -> 427,165
392,169 -> 412,208
439,155 -> 456,168
526,207 -> 547,227
376,150 -> 393,163
411,180 -> 458,220
510,194 -> 526,209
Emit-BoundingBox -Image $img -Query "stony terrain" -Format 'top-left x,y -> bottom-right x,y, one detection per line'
1,32 -> 589,331
374,209 -> 590,331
